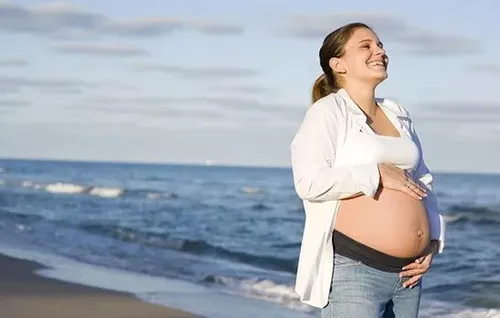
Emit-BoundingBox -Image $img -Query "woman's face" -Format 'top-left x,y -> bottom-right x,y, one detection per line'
332,27 -> 389,86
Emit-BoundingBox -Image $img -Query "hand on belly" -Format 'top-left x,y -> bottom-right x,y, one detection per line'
378,163 -> 428,201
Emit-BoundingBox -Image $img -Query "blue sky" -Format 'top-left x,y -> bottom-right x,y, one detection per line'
1,0 -> 500,173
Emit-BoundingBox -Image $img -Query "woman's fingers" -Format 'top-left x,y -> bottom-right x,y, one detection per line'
412,180 -> 428,194
406,180 -> 427,198
403,274 -> 422,288
397,170 -> 427,199
400,183 -> 423,200
379,164 -> 429,200
403,170 -> 427,194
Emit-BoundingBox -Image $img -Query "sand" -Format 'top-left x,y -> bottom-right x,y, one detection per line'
0,253 -> 200,318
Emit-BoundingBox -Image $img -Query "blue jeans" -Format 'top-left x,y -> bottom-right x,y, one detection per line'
321,254 -> 422,318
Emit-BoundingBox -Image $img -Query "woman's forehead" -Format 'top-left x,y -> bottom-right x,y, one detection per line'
349,28 -> 379,43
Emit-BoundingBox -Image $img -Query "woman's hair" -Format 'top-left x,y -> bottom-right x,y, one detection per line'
311,22 -> 372,103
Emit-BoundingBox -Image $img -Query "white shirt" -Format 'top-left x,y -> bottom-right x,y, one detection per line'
343,120 -> 420,170
290,89 -> 446,308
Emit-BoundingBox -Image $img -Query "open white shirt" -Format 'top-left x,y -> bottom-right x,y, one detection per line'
290,89 -> 446,308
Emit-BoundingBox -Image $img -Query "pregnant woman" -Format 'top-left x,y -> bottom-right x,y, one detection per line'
290,22 -> 446,317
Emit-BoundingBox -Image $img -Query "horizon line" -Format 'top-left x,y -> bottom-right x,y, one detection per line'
0,156 -> 498,176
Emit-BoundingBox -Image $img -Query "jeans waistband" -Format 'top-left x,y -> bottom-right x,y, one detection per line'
333,230 -> 417,273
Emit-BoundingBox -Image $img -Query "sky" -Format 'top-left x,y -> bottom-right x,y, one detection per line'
0,0 -> 500,173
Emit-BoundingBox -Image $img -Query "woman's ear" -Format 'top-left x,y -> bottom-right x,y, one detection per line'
329,57 -> 346,74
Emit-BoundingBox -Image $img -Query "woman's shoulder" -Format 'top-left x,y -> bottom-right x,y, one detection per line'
376,97 -> 412,117
308,92 -> 349,119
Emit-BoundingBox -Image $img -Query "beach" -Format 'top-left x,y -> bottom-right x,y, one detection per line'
0,253 -> 198,318
0,159 -> 499,317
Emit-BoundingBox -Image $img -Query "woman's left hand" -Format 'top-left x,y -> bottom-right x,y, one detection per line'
399,241 -> 439,288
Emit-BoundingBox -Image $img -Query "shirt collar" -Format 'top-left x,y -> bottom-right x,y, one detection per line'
335,88 -> 407,119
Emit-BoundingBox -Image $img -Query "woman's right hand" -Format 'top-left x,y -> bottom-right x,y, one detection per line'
377,163 -> 427,200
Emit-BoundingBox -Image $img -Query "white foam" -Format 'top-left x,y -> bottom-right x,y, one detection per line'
21,180 -> 33,187
147,193 -> 161,199
444,213 -> 466,223
20,180 -> 43,189
19,180 -> 124,198
241,186 -> 261,194
208,275 -> 312,312
420,299 -> 500,318
45,182 -> 85,194
444,309 -> 500,318
88,186 -> 123,198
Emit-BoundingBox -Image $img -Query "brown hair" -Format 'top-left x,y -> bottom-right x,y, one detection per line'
311,22 -> 372,103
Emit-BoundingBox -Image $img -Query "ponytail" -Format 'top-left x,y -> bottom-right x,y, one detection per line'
311,22 -> 370,104
311,73 -> 335,103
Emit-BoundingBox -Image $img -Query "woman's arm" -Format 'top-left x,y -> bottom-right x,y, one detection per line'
291,103 -> 381,202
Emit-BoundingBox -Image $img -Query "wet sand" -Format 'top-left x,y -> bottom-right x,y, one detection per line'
0,253 -> 200,318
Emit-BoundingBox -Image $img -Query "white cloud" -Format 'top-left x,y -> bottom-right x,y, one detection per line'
0,2 -> 244,38
468,63 -> 500,76
413,102 -> 500,122
0,75 -> 133,94
39,87 -> 84,95
54,43 -> 149,57
0,75 -> 93,90
134,64 -> 259,79
103,17 -> 243,36
0,99 -> 31,107
83,95 -> 182,106
77,94 -> 301,118
0,86 -> 19,94
280,12 -> 481,56
209,84 -> 274,95
80,105 -> 224,120
0,58 -> 29,67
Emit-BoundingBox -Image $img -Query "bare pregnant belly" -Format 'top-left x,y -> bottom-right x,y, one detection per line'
335,188 -> 431,258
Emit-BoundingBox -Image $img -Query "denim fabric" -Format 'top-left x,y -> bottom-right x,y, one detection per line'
321,254 -> 422,318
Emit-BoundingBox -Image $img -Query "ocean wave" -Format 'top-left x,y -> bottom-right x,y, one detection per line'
88,186 -> 124,198
445,204 -> 500,224
272,242 -> 301,249
420,299 -> 500,318
251,203 -> 271,210
202,274 -> 312,312
10,179 -> 177,200
241,186 -> 261,194
45,182 -> 89,194
80,223 -> 297,274
0,208 -> 44,224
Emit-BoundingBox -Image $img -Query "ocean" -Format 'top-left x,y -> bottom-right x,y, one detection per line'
0,158 -> 499,318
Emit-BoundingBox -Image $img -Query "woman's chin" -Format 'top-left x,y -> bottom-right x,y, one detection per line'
370,73 -> 388,85
375,70 -> 388,79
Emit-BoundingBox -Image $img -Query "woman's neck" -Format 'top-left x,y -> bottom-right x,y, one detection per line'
342,84 -> 378,118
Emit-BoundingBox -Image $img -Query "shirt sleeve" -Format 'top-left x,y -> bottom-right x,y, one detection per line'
290,102 -> 380,202
408,115 -> 446,253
